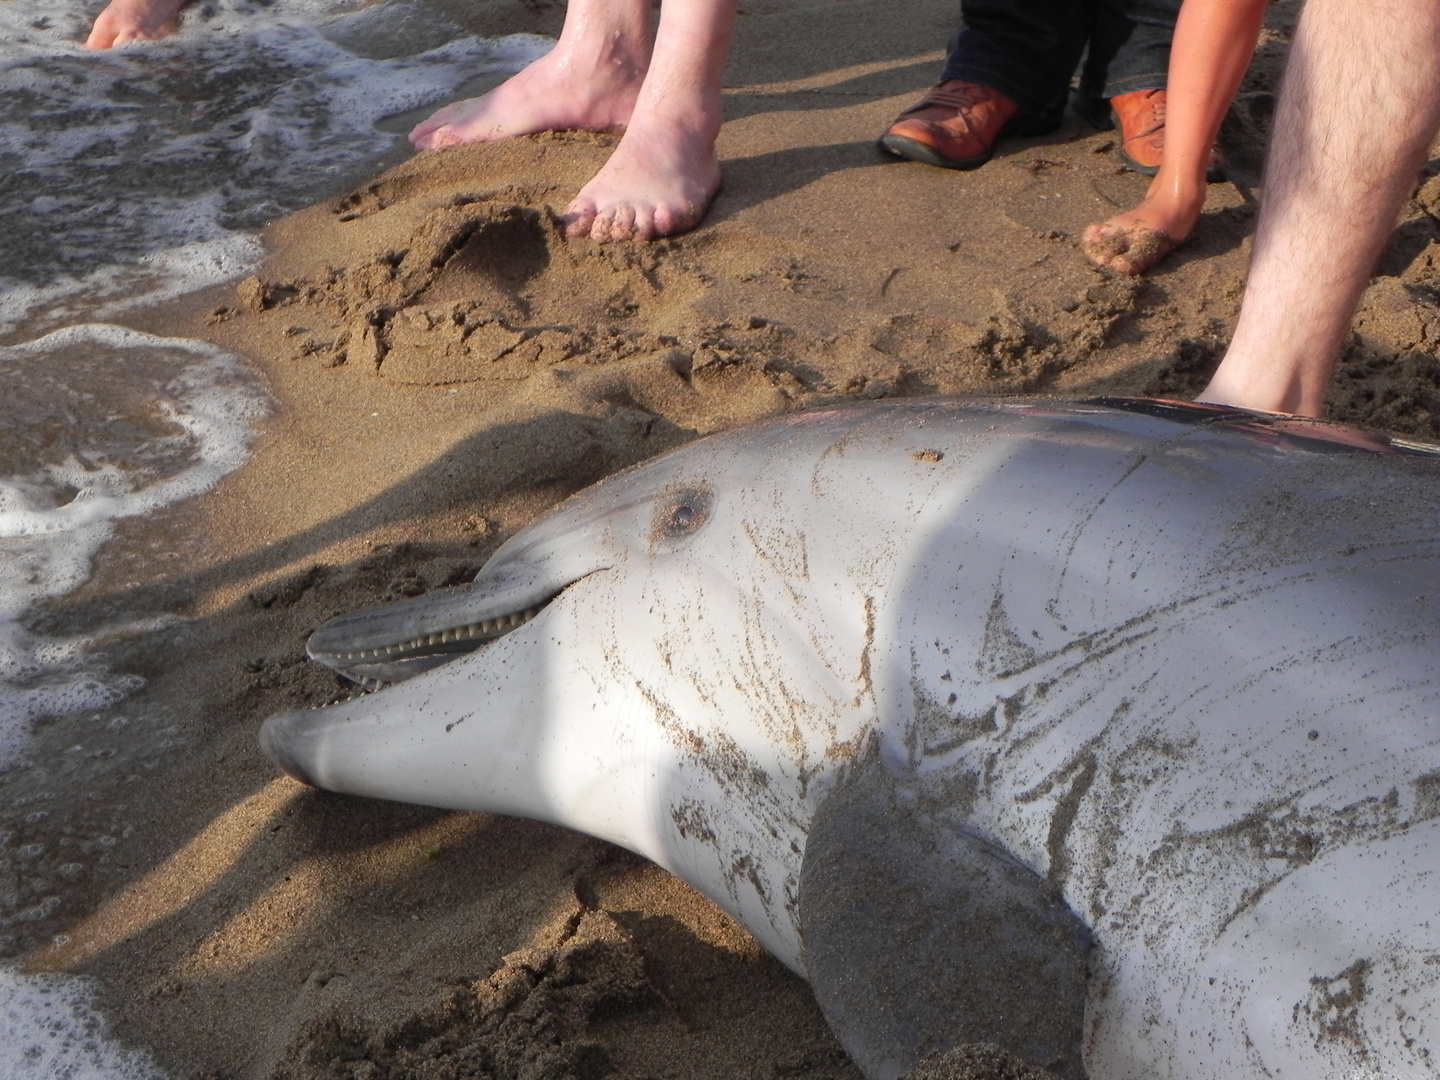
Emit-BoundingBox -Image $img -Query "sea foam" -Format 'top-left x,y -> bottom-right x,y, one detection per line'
0,325 -> 270,768
0,967 -> 168,1080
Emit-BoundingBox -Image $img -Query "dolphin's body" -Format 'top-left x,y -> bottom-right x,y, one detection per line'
261,399 -> 1440,1080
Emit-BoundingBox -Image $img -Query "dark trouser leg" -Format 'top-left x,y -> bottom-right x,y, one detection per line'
939,0 -> 1089,129
1080,0 -> 1181,103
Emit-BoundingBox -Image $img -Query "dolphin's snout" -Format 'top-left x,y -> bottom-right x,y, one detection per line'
258,712 -> 320,789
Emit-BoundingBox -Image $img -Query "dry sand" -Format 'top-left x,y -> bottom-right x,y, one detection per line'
6,0 -> 1438,1076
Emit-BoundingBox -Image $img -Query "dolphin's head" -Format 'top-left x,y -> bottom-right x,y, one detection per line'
301,463 -> 721,688
260,404 -> 934,966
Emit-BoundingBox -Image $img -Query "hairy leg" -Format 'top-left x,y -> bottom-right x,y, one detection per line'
86,0 -> 189,48
1084,0 -> 1265,274
565,0 -> 736,241
409,0 -> 652,149
1199,0 -> 1440,415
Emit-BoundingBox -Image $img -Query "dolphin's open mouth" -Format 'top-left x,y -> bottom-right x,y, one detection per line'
306,579 -> 573,687
317,602 -> 546,669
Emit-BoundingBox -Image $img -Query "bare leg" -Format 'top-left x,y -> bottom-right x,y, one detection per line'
1199,0 -> 1440,415
1083,0 -> 1266,275
409,0 -> 651,149
86,0 -> 188,48
564,0 -> 736,241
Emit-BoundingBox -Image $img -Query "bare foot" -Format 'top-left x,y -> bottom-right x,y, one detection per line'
1082,175 -> 1207,275
1082,216 -> 1179,275
86,0 -> 188,47
563,115 -> 721,242
409,42 -> 646,149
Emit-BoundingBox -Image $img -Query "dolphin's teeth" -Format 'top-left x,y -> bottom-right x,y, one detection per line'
325,599 -> 550,679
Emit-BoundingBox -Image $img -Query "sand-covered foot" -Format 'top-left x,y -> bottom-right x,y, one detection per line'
1082,217 -> 1180,275
564,119 -> 721,241
410,45 -> 646,149
86,0 -> 188,47
1083,180 -> 1206,275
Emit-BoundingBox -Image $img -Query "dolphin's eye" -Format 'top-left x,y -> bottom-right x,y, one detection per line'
653,484 -> 713,544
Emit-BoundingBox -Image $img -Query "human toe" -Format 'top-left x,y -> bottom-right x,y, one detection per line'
562,197 -> 598,240
600,204 -> 638,242
1081,223 -> 1124,265
650,203 -> 684,238
653,199 -> 705,238
421,128 -> 468,149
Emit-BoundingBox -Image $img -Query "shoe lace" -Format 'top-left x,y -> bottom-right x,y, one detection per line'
1146,92 -> 1166,126
1129,89 -> 1165,137
922,81 -> 997,111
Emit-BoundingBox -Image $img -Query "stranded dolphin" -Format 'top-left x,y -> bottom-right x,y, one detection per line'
260,398 -> 1440,1080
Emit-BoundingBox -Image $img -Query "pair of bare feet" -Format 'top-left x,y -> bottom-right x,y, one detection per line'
86,0 -> 731,243
408,31 -> 725,243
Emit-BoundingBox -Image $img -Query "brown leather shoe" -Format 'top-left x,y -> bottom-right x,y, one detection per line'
879,80 -> 1024,170
1109,88 -> 1226,181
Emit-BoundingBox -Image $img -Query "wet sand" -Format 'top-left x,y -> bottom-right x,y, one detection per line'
7,0 -> 1437,1076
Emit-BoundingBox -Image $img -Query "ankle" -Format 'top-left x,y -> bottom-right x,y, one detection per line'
553,25 -> 651,84
630,92 -> 724,147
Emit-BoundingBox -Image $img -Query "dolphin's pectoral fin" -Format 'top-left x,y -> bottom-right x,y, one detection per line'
799,753 -> 1091,1080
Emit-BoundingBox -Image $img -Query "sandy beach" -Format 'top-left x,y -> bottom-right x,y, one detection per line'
6,0 -> 1437,1075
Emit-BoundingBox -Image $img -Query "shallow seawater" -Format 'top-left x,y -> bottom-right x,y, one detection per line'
0,1 -> 549,1070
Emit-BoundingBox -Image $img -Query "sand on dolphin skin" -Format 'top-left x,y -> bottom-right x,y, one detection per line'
5,0 -> 1437,1077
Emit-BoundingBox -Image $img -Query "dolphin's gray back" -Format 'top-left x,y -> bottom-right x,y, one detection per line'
812,401 -> 1439,1079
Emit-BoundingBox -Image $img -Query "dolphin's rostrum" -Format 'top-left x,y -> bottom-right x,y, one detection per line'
261,398 -> 1439,1080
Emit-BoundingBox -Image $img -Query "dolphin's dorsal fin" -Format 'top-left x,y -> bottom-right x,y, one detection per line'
799,750 -> 1091,1080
